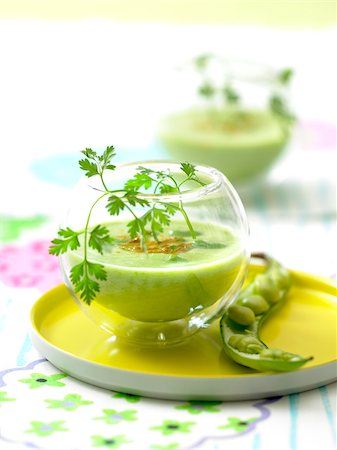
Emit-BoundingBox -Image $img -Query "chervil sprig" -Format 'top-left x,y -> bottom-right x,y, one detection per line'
49,193 -> 113,304
123,162 -> 205,241
49,220 -> 112,304
179,162 -> 206,188
50,148 -> 206,304
269,68 -> 295,125
192,54 -> 294,124
79,146 -> 116,190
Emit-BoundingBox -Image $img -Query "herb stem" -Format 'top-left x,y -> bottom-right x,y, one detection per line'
100,173 -> 109,192
107,189 -> 128,194
123,203 -> 139,220
153,180 -> 166,194
179,176 -> 206,189
166,174 -> 196,240
179,203 -> 196,240
83,192 -> 110,261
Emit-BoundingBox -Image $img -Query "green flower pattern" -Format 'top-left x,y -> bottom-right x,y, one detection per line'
0,215 -> 47,242
150,420 -> 196,436
95,408 -> 138,424
218,416 -> 258,432
19,372 -> 67,389
175,400 -> 223,414
0,391 -> 16,403
91,434 -> 130,448
0,362 -> 271,449
26,420 -> 68,437
45,393 -> 93,411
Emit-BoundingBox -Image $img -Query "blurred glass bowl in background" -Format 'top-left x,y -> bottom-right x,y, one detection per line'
157,57 -> 295,185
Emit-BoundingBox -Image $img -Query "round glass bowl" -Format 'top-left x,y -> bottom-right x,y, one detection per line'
59,161 -> 250,347
157,59 -> 294,185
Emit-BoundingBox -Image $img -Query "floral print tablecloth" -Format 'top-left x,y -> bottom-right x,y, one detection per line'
0,357 -> 289,450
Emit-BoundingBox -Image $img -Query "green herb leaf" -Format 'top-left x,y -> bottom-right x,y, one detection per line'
159,183 -> 177,194
277,68 -> 294,85
193,240 -> 227,249
148,207 -> 172,239
124,192 -> 150,208
75,277 -> 100,305
137,166 -> 168,182
127,218 -> 143,239
180,162 -> 196,177
69,261 -> 84,283
79,146 -> 116,179
81,148 -> 97,159
198,81 -> 215,99
79,158 -> 99,178
139,209 -> 152,225
99,145 -> 116,170
179,163 -> 205,188
70,260 -> 107,305
106,195 -> 126,216
153,207 -> 171,226
87,261 -> 108,280
88,225 -> 114,254
164,203 -> 179,215
173,229 -> 201,237
269,95 -> 295,123
223,85 -> 240,105
151,218 -> 164,237
49,228 -> 81,255
194,53 -> 212,71
124,173 -> 153,191
169,255 -> 187,263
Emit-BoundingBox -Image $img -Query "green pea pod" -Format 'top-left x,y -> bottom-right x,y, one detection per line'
220,253 -> 313,372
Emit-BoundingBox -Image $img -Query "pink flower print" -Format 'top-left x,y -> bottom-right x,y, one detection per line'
298,120 -> 336,151
0,241 -> 62,292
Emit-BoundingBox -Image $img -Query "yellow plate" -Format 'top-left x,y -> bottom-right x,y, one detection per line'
30,265 -> 337,400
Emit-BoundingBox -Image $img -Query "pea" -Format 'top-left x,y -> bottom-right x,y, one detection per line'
241,295 -> 269,315
271,269 -> 291,290
237,336 -> 261,351
254,275 -> 281,303
282,353 -> 295,361
270,348 -> 284,358
246,343 -> 264,354
260,349 -> 274,359
220,253 -> 312,373
228,334 -> 263,353
228,305 -> 255,326
228,334 -> 243,348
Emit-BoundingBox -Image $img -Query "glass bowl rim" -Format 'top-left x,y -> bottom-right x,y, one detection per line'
88,159 -> 229,202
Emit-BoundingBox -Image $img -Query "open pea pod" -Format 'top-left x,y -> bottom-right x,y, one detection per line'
220,253 -> 313,372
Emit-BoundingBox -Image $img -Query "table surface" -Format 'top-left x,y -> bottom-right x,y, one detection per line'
0,19 -> 336,450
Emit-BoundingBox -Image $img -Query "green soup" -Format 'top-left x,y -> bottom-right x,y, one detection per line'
66,220 -> 245,322
158,108 -> 290,183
